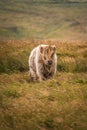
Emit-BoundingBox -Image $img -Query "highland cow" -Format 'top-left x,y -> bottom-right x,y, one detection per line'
29,44 -> 57,81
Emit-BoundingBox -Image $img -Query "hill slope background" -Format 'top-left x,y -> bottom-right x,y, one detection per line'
0,0 -> 87,40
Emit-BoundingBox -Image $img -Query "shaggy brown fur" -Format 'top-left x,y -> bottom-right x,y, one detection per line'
29,44 -> 57,81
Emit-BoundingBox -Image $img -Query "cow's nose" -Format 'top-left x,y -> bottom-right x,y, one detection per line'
48,60 -> 52,65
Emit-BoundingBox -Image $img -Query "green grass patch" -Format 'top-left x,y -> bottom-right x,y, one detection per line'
4,88 -> 21,98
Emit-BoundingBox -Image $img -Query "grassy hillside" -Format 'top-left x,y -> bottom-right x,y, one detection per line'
0,0 -> 87,40
0,40 -> 87,130
0,40 -> 87,73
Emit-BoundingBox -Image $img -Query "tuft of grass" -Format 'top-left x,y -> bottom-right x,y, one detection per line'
4,115 -> 14,129
4,88 -> 21,98
75,79 -> 87,84
44,117 -> 55,128
75,57 -> 87,72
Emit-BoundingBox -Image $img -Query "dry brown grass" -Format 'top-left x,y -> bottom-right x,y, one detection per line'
0,40 -> 87,130
0,39 -> 87,73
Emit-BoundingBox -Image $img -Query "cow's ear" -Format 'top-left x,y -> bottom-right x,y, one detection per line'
40,46 -> 43,53
52,45 -> 56,51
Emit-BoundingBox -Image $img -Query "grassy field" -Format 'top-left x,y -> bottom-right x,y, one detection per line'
0,0 -> 87,40
0,40 -> 87,130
